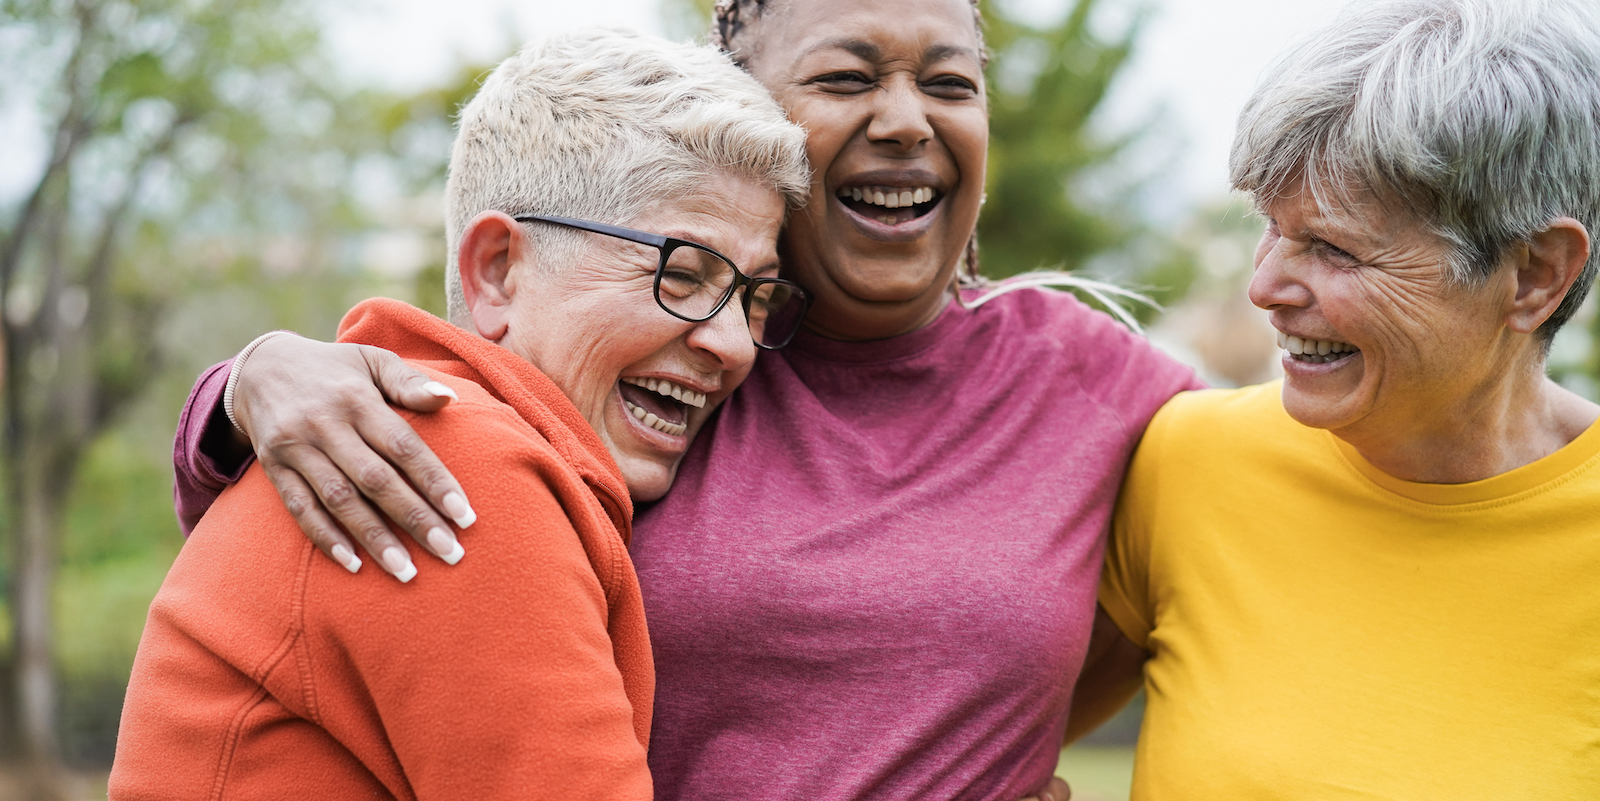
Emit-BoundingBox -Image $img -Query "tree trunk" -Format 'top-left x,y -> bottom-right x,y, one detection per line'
7,447 -> 66,800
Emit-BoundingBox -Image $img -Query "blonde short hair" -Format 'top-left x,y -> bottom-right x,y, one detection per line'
444,27 -> 811,324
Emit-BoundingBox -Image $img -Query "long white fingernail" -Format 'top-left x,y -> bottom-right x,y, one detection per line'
443,492 -> 476,528
331,543 -> 362,574
422,381 -> 458,400
382,546 -> 417,583
426,527 -> 465,565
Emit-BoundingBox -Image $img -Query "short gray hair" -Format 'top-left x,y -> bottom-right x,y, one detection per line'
1230,0 -> 1600,341
444,28 -> 811,324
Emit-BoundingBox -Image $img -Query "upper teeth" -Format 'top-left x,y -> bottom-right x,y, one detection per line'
622,376 -> 706,408
836,185 -> 937,209
1276,332 -> 1357,356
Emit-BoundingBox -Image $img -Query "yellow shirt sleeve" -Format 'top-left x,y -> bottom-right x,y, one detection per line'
1098,392 -> 1183,651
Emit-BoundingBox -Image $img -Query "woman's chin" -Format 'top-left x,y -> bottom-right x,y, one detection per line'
794,260 -> 953,335
805,291 -> 951,340
1279,368 -> 1372,433
618,460 -> 677,503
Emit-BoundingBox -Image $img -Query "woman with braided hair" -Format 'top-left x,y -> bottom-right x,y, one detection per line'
169,1 -> 1197,798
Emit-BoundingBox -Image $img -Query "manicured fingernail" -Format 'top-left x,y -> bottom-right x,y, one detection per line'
422,381 -> 458,401
426,527 -> 465,565
382,546 -> 416,583
331,543 -> 362,574
443,492 -> 476,528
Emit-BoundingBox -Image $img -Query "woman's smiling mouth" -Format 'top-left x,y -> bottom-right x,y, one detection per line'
1276,331 -> 1361,365
835,184 -> 942,226
619,376 -> 707,437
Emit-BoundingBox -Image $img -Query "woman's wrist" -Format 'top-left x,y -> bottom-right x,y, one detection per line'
224,330 -> 297,438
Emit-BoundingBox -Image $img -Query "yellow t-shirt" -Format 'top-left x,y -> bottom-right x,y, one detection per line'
1101,382 -> 1600,800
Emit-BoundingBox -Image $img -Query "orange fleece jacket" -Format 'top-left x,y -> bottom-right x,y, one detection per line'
111,299 -> 653,800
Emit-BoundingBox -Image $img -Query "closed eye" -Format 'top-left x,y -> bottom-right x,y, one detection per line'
1311,238 -> 1359,266
813,71 -> 873,92
922,75 -> 978,99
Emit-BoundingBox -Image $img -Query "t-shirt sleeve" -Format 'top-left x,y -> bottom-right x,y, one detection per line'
309,401 -> 651,799
173,360 -> 256,535
1098,317 -> 1207,429
1099,394 -> 1181,650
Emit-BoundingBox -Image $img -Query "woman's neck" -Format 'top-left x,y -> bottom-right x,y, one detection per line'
800,291 -> 956,342
1341,372 -> 1600,484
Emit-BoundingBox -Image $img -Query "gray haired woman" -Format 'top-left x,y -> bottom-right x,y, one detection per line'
1074,0 -> 1600,796
112,29 -> 810,797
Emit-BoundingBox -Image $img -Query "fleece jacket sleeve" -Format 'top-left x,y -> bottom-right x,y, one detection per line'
301,397 -> 651,799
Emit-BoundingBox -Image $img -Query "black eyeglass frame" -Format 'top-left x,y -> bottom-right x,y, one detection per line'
514,214 -> 813,350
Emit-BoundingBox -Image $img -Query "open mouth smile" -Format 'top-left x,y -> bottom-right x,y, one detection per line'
835,184 -> 942,226
1277,332 -> 1361,365
618,376 -> 706,437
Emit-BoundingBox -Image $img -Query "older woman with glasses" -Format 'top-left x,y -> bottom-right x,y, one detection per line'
110,29 -> 808,798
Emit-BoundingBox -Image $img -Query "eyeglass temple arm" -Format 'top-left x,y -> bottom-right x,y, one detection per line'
515,214 -> 672,250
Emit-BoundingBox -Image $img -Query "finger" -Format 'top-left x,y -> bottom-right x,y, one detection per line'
364,345 -> 457,413
261,462 -> 363,574
1045,777 -> 1072,801
352,390 -> 476,536
277,444 -> 418,582
317,419 -> 467,566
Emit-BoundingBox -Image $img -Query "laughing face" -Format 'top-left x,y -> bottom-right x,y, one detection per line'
742,0 -> 988,341
497,173 -> 786,500
1248,183 -> 1523,444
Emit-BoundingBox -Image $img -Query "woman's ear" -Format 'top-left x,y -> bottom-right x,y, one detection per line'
1508,217 -> 1591,335
458,212 -> 530,342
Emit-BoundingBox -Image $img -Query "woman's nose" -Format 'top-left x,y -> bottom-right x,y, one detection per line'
866,78 -> 934,151
1248,235 -> 1313,311
686,296 -> 757,372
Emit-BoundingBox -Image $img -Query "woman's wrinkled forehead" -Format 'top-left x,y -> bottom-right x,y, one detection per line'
712,0 -> 987,67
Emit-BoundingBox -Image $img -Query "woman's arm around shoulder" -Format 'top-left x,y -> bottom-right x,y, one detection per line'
172,332 -> 475,579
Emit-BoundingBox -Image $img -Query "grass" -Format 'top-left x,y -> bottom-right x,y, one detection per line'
1056,744 -> 1136,801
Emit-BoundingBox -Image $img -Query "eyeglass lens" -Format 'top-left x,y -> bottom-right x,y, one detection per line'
659,244 -> 807,348
659,244 -> 737,319
746,281 -> 806,349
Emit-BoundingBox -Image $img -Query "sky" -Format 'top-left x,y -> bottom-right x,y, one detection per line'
1099,0 -> 1348,214
2,0 -> 1352,217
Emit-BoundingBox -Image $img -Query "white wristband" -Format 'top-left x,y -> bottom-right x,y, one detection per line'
223,331 -> 296,437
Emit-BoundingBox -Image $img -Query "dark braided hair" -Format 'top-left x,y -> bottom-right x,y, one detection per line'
711,0 -> 988,66
709,0 -> 989,284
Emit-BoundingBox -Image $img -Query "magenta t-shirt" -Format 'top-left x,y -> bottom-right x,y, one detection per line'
172,288 -> 1197,799
633,288 -> 1198,800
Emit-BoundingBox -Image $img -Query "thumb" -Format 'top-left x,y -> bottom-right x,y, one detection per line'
363,345 -> 456,412
1040,777 -> 1072,801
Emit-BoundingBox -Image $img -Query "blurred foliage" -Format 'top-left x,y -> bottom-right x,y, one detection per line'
660,0 -> 716,40
1548,293 -> 1599,400
979,0 -> 1147,279
0,0 -> 483,779
54,433 -> 178,764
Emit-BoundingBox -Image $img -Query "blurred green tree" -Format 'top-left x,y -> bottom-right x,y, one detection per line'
0,0 -> 393,791
978,0 -> 1146,278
